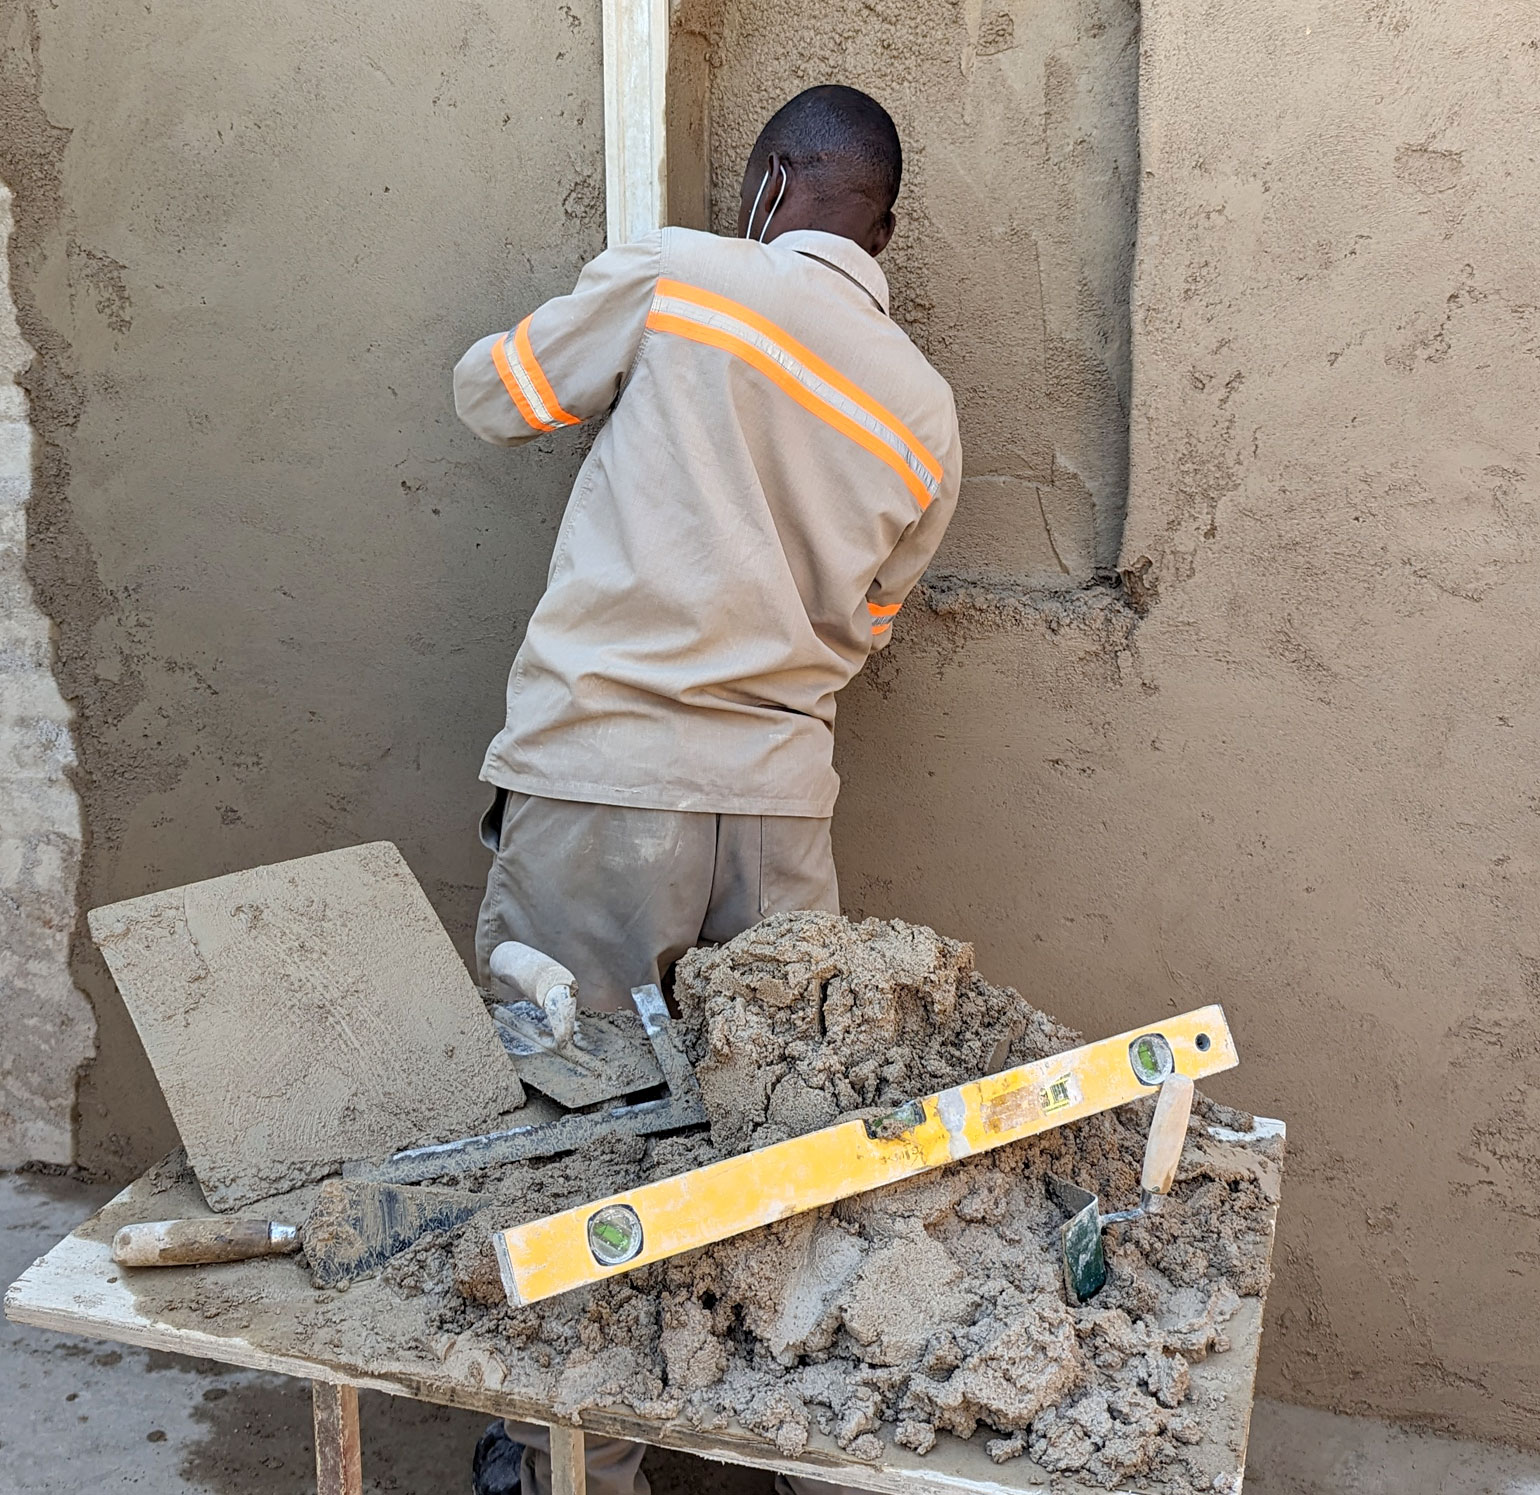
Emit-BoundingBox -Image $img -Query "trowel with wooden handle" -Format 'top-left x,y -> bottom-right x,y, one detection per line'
112,1217 -> 301,1268
110,1178 -> 481,1289
1047,1072 -> 1196,1302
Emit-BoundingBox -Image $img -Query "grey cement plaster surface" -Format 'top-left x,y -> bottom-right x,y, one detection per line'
832,0 -> 1540,1449
1118,0 -> 1540,1441
1244,1402 -> 1540,1495
0,0 -> 611,1179
698,0 -> 1138,583
6,1174 -> 1537,1495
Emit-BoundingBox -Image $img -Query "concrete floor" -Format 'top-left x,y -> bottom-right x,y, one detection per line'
4,1171 -> 1538,1495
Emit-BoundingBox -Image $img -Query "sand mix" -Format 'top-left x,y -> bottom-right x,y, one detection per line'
378,912 -> 1279,1489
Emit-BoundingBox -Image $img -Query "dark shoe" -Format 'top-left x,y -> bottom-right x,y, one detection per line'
472,1420 -> 525,1495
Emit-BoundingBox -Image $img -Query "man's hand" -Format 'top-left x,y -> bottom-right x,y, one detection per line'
488,940 -> 579,1050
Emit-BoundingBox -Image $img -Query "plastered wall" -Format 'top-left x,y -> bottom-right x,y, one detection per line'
2,0 -> 1538,1450
836,0 -> 1540,1445
695,0 -> 1139,583
0,0 -> 607,1172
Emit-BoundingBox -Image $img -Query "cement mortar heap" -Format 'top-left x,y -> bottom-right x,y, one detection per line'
389,912 -> 1278,1489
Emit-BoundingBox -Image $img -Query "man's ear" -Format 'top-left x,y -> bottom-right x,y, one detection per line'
867,209 -> 895,258
742,152 -> 791,240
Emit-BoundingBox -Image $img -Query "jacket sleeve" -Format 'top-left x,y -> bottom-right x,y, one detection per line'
454,233 -> 662,446
865,393 -> 963,652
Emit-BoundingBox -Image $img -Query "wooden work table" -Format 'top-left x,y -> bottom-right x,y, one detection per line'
5,1123 -> 1282,1495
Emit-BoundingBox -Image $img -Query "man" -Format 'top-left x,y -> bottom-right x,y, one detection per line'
455,84 -> 961,1495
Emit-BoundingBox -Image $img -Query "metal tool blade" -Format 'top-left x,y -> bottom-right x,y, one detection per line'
1047,1173 -> 1109,1302
302,1178 -> 481,1288
344,1094 -> 706,1185
1058,1200 -> 1109,1302
345,984 -> 706,1186
491,1003 -> 663,1109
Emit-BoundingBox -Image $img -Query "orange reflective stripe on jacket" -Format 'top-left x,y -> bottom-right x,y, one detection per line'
454,226 -> 962,819
646,280 -> 942,512
492,316 -> 582,432
514,318 -> 580,427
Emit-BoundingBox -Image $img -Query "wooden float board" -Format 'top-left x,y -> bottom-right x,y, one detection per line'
88,842 -> 525,1210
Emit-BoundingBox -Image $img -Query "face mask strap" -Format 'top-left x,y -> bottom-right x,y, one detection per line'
746,166 -> 771,241
758,162 -> 789,243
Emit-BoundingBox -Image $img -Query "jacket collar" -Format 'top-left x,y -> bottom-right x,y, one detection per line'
770,229 -> 890,315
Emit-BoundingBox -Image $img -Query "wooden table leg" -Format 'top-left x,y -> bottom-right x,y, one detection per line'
312,1381 -> 363,1495
549,1423 -> 587,1495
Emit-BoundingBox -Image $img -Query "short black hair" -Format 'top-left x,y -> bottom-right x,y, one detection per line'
748,85 -> 903,215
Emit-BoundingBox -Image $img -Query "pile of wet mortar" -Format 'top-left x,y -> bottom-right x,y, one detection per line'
377,912 -> 1279,1490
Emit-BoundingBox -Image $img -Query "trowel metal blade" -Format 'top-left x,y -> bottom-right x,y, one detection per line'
1048,1174 -> 1109,1302
302,1178 -> 481,1290
491,1003 -> 663,1109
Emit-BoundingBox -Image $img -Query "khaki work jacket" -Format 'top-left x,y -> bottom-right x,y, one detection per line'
454,226 -> 962,817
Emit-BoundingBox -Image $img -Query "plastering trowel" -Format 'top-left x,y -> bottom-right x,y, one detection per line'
487,942 -> 664,1109
110,1178 -> 481,1288
491,1004 -> 1238,1307
1047,1071 -> 1195,1302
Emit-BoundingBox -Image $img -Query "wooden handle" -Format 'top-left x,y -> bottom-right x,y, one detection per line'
1141,1074 -> 1195,1197
111,1218 -> 300,1267
489,941 -> 578,1048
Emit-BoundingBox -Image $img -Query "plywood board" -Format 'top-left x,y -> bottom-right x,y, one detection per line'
88,842 -> 524,1209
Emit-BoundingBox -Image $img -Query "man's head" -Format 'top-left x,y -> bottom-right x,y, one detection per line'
736,85 -> 902,258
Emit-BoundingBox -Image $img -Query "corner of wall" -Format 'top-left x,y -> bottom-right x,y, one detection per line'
0,177 -> 93,1167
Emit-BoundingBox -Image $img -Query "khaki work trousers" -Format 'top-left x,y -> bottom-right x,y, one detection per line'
475,789 -> 840,1003
475,790 -> 858,1495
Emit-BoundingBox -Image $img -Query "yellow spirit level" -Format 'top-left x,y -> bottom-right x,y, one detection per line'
495,1004 -> 1237,1306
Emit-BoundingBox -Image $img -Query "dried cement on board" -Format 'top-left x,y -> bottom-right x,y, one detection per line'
380,912 -> 1280,1491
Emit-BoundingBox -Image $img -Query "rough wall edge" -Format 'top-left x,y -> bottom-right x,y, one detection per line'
1115,0 -> 1166,608
0,171 -> 92,1165
0,6 -> 115,1168
917,570 -> 1139,642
